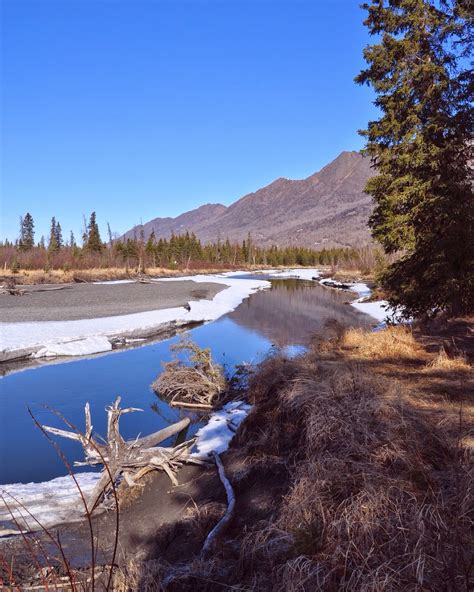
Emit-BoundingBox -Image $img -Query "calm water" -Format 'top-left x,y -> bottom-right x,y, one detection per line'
0,278 -> 369,485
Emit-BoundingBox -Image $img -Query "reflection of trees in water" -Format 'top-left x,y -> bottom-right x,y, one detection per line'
229,280 -> 371,347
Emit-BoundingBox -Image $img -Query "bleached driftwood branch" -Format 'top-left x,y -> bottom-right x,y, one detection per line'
42,397 -> 194,512
201,451 -> 236,558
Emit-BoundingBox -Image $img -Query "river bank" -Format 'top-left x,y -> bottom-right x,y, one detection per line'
3,268 -> 373,364
0,274 -> 271,362
1,319 -> 471,590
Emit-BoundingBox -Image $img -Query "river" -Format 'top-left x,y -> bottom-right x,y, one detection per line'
0,275 -> 370,487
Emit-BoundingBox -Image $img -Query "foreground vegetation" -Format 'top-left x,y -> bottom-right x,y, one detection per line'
2,322 -> 471,590
113,324 -> 472,591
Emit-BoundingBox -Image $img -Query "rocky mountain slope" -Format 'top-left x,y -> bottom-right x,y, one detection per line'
125,151 -> 374,248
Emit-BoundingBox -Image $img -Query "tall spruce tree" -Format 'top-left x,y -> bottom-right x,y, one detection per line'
19,212 -> 35,250
48,217 -> 59,252
55,221 -> 63,249
86,212 -> 102,252
356,0 -> 473,318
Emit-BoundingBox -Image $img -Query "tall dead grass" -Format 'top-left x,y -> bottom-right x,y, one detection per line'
341,325 -> 424,360
0,266 -> 236,285
425,348 -> 472,374
137,328 -> 472,591
235,352 -> 472,590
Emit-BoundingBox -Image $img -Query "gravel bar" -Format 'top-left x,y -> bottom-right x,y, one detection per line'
0,280 -> 226,323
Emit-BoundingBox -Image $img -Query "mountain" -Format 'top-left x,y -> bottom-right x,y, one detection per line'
124,151 -> 374,248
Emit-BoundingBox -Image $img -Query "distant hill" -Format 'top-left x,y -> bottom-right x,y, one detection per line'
124,151 -> 374,248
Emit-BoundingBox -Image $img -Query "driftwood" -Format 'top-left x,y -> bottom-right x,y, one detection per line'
0,284 -> 72,296
0,280 -> 28,296
201,452 -> 236,558
42,397 -> 195,512
34,285 -> 73,293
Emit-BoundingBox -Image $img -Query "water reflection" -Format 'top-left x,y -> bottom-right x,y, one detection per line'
229,279 -> 371,346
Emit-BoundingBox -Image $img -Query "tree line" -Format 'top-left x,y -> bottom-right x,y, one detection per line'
1,212 -> 381,272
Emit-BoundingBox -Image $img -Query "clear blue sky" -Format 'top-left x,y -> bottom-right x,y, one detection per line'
1,0 -> 376,243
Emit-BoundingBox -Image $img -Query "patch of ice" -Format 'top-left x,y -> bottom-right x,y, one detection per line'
351,299 -> 391,323
282,344 -> 307,358
319,278 -> 371,298
33,335 -> 113,358
193,401 -> 251,457
0,472 -> 101,534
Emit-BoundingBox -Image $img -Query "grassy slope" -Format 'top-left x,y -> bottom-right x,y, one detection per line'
116,323 -> 473,591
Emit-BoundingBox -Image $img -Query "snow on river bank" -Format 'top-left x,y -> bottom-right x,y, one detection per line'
0,269 -> 389,362
0,274 -> 270,361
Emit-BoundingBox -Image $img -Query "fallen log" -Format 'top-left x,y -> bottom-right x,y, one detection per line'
201,451 -> 236,558
42,397 -> 194,512
0,286 -> 28,296
169,401 -> 213,410
33,285 -> 73,293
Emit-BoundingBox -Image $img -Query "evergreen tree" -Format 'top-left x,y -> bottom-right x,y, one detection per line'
18,213 -> 35,250
356,0 -> 473,318
70,231 -> 76,248
86,212 -> 102,252
48,217 -> 59,252
55,221 -> 63,249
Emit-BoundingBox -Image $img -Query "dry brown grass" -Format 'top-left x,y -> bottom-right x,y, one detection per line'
425,348 -> 472,374
0,266 -> 239,285
126,326 -> 473,591
341,325 -> 425,360
236,348 -> 472,590
112,558 -> 163,592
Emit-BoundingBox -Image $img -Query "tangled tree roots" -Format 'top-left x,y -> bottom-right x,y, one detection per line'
42,397 -> 195,512
152,338 -> 227,408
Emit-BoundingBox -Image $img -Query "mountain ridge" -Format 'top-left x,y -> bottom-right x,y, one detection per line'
124,150 -> 374,248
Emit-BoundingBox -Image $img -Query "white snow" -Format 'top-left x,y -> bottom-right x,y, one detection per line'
0,472 -> 101,534
33,335 -> 113,358
255,268 -> 320,281
351,299 -> 391,324
193,401 -> 251,457
0,275 -> 270,359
